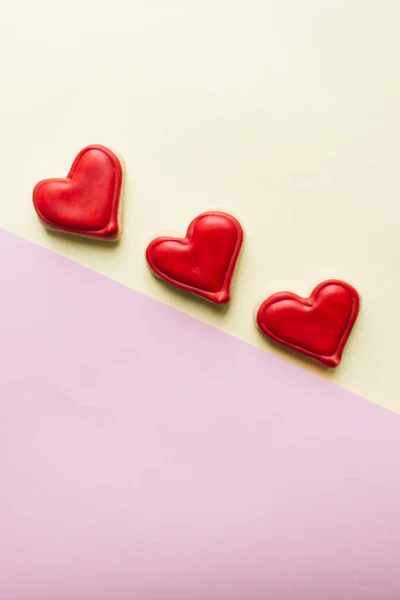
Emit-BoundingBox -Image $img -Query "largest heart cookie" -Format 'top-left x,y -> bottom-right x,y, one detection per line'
33,145 -> 123,240
256,280 -> 360,367
146,211 -> 243,304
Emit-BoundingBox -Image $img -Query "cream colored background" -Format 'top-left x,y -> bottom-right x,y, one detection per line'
0,0 -> 399,410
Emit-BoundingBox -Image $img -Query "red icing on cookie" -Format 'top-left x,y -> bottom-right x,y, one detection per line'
146,211 -> 243,304
256,280 -> 360,367
33,145 -> 123,240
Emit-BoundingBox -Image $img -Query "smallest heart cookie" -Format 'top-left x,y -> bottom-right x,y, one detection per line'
33,144 -> 123,240
146,211 -> 243,304
256,280 -> 360,367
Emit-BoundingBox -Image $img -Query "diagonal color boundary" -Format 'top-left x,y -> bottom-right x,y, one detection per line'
0,228 -> 399,600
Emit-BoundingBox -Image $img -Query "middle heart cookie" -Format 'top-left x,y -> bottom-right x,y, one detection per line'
146,211 -> 243,304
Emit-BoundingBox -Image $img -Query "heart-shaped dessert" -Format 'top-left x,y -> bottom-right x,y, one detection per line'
256,280 -> 360,367
146,211 -> 243,304
33,145 -> 123,240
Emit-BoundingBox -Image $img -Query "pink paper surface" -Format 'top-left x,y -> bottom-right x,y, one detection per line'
0,228 -> 399,600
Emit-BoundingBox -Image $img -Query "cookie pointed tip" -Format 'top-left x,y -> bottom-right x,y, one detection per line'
105,222 -> 120,238
214,290 -> 230,305
322,355 -> 341,368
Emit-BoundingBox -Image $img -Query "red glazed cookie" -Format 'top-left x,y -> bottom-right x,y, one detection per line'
256,280 -> 360,367
33,145 -> 123,240
146,211 -> 243,304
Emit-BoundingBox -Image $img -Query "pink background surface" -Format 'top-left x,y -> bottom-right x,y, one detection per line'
0,229 -> 399,599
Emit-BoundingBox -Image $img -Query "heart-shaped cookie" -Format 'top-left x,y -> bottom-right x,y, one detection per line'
256,280 -> 360,367
33,145 -> 123,240
146,211 -> 243,304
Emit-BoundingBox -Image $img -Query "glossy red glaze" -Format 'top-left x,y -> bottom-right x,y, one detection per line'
146,211 -> 243,304
256,280 -> 360,367
33,145 -> 123,239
